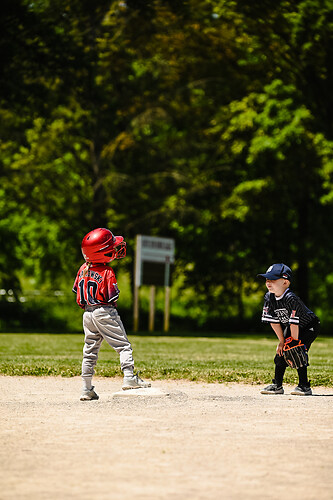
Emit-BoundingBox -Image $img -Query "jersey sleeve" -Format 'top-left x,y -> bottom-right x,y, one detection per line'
288,296 -> 301,326
261,293 -> 279,324
72,265 -> 86,309
72,274 -> 78,294
100,268 -> 120,304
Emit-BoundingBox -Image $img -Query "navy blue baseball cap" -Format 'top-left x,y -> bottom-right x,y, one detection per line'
257,263 -> 292,281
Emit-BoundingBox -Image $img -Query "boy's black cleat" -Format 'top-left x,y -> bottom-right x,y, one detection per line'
290,383 -> 312,396
260,381 -> 284,395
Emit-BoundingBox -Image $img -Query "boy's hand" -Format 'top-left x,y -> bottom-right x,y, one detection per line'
283,337 -> 308,369
284,336 -> 303,349
276,341 -> 284,356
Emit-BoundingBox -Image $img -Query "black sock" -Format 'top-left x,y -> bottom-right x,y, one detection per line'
274,365 -> 286,387
297,366 -> 309,386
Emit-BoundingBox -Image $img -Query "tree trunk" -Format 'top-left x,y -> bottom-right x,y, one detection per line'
297,198 -> 309,304
90,140 -> 108,227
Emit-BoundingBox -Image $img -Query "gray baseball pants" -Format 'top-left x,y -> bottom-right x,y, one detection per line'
82,305 -> 134,388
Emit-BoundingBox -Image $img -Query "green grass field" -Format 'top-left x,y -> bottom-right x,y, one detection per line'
0,333 -> 332,386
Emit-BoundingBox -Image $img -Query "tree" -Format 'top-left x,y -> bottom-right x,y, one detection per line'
1,0 -> 333,328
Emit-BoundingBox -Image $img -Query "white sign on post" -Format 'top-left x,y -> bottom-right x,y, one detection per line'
135,235 -> 175,286
133,235 -> 175,333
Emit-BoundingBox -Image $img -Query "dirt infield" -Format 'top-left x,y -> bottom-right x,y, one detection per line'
0,376 -> 332,500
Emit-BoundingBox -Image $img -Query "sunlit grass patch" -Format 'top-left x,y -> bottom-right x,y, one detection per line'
0,333 -> 331,386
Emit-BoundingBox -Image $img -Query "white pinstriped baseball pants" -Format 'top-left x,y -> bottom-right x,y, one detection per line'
82,305 -> 134,387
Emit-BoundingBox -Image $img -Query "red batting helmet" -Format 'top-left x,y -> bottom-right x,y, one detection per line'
81,228 -> 126,264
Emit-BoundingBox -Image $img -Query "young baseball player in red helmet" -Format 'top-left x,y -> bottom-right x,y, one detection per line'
73,228 -> 151,400
257,263 -> 320,396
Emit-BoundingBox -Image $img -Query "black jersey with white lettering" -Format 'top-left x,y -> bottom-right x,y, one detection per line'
261,288 -> 319,330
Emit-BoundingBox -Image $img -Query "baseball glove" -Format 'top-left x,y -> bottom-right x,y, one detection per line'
283,337 -> 309,369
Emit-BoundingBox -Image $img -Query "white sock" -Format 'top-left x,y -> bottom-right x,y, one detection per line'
82,377 -> 93,391
123,367 -> 134,378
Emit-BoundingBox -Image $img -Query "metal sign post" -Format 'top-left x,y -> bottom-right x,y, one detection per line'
163,256 -> 171,332
133,235 -> 175,332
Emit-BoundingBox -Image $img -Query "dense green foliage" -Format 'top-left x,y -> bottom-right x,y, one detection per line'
0,332 -> 331,386
1,0 -> 333,330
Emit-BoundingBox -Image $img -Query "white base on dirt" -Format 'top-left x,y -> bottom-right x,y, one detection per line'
112,386 -> 169,398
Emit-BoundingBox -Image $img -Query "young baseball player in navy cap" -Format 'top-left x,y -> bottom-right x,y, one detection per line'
73,228 -> 151,401
257,263 -> 320,395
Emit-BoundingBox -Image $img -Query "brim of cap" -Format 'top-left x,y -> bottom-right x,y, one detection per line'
257,272 -> 281,280
257,272 -> 291,280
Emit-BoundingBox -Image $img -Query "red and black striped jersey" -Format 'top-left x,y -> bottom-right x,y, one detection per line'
72,263 -> 119,309
261,288 -> 319,329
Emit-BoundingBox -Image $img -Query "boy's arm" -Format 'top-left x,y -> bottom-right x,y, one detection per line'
270,323 -> 285,355
290,323 -> 299,340
288,301 -> 300,340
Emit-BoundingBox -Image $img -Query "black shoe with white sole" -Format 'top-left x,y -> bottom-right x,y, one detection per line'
290,384 -> 312,396
261,380 -> 284,395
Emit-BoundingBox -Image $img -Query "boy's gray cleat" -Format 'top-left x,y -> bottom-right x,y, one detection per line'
80,386 -> 99,401
122,372 -> 151,390
261,381 -> 284,395
290,384 -> 312,396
